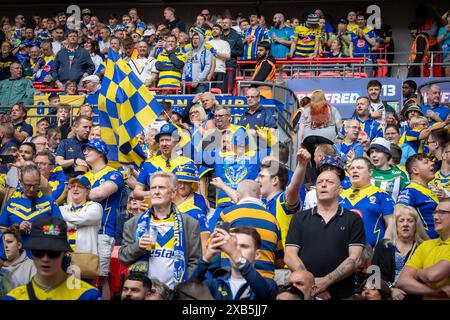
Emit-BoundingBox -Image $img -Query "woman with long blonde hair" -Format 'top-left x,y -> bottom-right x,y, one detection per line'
372,204 -> 429,300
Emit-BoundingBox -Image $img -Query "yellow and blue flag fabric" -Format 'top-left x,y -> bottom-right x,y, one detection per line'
98,48 -> 163,168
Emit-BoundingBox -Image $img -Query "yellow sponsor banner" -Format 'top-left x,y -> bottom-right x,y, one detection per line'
27,95 -> 86,128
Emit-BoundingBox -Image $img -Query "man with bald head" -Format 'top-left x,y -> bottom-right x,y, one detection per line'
288,269 -> 315,300
216,179 -> 284,279
269,13 -> 294,59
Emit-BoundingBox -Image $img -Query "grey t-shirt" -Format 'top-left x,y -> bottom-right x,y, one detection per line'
300,106 -> 341,143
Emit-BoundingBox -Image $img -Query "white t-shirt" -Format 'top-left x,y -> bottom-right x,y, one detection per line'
229,275 -> 249,299
207,39 -> 231,73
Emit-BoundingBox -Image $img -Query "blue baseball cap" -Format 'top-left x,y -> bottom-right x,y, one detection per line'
82,138 -> 109,163
156,123 -> 179,142
68,175 -> 91,189
318,156 -> 346,181
175,164 -> 199,184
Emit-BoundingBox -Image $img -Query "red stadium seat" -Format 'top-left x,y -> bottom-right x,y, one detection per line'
318,72 -> 341,77
292,72 -> 314,78
376,59 -> 388,77
210,88 -> 222,94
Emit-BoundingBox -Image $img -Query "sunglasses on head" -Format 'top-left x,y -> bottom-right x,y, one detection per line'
31,250 -> 62,259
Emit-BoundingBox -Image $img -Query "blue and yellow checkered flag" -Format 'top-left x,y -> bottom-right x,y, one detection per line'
98,48 -> 163,167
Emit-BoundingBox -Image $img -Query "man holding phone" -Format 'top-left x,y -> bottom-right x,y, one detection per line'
190,225 -> 278,300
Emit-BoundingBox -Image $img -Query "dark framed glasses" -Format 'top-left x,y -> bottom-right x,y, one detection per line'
31,250 -> 62,259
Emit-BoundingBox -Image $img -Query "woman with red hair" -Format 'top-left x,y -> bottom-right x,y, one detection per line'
297,90 -> 342,179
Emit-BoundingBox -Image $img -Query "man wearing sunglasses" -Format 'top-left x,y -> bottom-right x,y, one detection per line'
3,215 -> 100,300
0,164 -> 62,255
397,198 -> 450,300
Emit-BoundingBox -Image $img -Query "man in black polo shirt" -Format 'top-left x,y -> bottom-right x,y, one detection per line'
10,103 -> 33,144
55,115 -> 92,178
284,157 -> 365,300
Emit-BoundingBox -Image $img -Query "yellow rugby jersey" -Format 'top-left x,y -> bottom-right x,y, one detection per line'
155,49 -> 186,88
137,154 -> 194,188
406,237 -> 450,300
293,25 -> 320,58
430,170 -> 450,193
262,191 -> 300,248
4,276 -> 101,300
347,24 -> 359,33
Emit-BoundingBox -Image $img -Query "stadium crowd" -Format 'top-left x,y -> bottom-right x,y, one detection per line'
0,5 -> 449,301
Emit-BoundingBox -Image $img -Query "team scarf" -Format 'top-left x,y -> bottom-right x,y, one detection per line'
132,205 -> 187,284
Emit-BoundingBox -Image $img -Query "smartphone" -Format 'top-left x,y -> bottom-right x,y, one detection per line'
215,221 -> 231,232
0,155 -> 15,164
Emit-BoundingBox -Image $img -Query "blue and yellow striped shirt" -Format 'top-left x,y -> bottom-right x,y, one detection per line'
241,26 -> 270,60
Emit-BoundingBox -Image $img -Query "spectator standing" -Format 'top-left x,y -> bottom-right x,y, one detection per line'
221,17 -> 243,93
407,22 -> 430,78
368,138 -> 409,201
366,80 -> 397,127
284,166 -> 365,300
339,157 -> 394,247
119,172 -> 201,289
1,225 -> 36,286
183,32 -> 213,94
349,13 -> 377,75
55,115 -> 92,179
4,216 -> 100,300
397,198 -> 450,300
372,205 -> 429,300
0,62 -> 34,107
333,119 -> 364,166
52,30 -> 95,86
421,85 -> 450,126
164,7 -> 187,33
9,103 -> 33,144
297,90 -> 342,161
35,151 -> 67,205
437,11 -> 450,77
217,180 -> 284,279
269,13 -> 294,59
82,139 -> 124,300
397,154 -> 440,239
207,24 -> 230,94
0,164 -> 63,249
401,80 -> 418,119
129,41 -> 157,87
191,226 -> 278,300
290,13 -> 321,58
241,12 -> 270,61
155,35 -> 186,90
60,175 -> 102,261
251,42 -> 276,98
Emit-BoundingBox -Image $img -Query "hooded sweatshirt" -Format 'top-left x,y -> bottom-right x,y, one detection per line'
3,251 -> 36,286
183,32 -> 213,82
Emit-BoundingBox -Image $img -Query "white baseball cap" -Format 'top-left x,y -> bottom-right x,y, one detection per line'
81,74 -> 100,83
368,137 -> 392,158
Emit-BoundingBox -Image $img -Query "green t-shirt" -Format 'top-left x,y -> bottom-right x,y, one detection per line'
371,165 -> 409,201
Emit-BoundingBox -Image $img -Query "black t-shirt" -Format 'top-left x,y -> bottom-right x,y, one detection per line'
286,206 -> 365,300
167,18 -> 187,32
